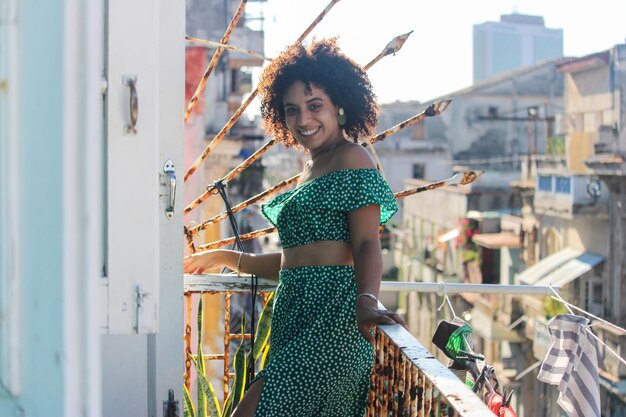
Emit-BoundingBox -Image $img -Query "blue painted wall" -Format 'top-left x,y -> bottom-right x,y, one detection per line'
0,0 -> 65,415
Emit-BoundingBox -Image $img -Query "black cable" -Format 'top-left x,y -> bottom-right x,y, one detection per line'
213,180 -> 258,390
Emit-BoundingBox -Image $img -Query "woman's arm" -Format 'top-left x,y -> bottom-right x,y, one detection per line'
184,249 -> 282,282
348,204 -> 407,344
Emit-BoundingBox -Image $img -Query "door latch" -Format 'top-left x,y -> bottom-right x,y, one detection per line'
164,159 -> 176,219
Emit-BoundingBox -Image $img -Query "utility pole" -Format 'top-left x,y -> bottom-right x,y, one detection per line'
527,106 -> 539,181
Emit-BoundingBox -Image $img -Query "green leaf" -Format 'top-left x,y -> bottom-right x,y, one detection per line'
197,297 -> 206,416
252,293 -> 274,362
222,392 -> 233,417
260,343 -> 270,370
183,384 -> 196,417
222,314 -> 247,417
196,364 -> 223,417
231,314 -> 248,411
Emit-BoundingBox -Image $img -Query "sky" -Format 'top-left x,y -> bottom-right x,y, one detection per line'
244,0 -> 626,106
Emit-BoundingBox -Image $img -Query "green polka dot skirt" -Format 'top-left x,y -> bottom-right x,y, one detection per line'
253,265 -> 373,416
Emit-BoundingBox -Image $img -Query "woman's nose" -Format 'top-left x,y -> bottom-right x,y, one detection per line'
297,109 -> 312,126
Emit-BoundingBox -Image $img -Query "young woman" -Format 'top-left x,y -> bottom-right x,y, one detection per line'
184,38 -> 407,417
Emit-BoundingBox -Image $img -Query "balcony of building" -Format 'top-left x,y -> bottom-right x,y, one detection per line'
533,172 -> 609,218
184,274 -> 496,416
556,44 -> 626,177
584,122 -> 626,176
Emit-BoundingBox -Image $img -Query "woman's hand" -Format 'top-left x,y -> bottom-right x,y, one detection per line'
183,250 -> 228,274
356,298 -> 409,345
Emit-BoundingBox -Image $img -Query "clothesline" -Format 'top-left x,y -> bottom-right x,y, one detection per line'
548,286 -> 626,368
379,281 -> 560,295
549,293 -> 626,335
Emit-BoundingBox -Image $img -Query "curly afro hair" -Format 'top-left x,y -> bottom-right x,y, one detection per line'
258,38 -> 378,148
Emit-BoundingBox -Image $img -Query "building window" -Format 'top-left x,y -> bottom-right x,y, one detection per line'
412,163 -> 425,179
230,69 -> 239,93
537,175 -> 552,192
592,282 -> 603,304
555,176 -> 571,194
543,227 -> 561,257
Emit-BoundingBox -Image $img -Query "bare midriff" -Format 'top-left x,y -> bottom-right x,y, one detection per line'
281,240 -> 354,269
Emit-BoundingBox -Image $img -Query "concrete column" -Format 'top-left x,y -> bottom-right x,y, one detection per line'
602,176 -> 626,326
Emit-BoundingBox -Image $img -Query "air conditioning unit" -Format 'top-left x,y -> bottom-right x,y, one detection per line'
595,124 -> 619,154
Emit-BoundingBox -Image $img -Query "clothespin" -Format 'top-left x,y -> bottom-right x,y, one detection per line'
458,349 -> 485,362
473,367 -> 487,393
502,388 -> 514,408
437,281 -> 458,320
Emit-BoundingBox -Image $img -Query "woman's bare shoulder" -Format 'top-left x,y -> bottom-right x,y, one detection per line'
333,142 -> 376,170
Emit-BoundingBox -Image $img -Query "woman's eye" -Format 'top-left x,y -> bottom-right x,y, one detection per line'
285,107 -> 297,115
309,104 -> 321,111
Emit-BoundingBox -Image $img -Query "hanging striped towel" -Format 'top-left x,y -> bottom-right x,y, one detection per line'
537,314 -> 600,417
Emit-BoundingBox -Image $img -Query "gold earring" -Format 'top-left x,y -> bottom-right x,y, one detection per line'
337,108 -> 346,126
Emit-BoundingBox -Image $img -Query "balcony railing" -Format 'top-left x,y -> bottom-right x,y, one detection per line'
184,274 -> 495,416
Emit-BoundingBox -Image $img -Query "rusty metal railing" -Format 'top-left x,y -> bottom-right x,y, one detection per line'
190,170 -> 483,253
185,274 -> 276,398
184,274 -> 495,416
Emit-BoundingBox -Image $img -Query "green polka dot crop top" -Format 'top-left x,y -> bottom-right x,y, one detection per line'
261,168 -> 398,249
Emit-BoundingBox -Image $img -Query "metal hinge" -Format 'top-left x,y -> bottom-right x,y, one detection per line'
163,389 -> 180,417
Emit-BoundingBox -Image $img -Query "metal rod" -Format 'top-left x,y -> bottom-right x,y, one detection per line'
185,274 -> 560,296
183,292 -> 193,390
183,0 -> 343,183
184,91 -> 260,183
363,30 -> 413,71
379,281 -> 560,295
192,169 -> 479,251
195,227 -> 276,252
184,35 -> 420,219
184,225 -> 196,254
363,100 -> 452,147
394,170 -> 483,199
223,292 -> 231,399
185,36 -> 272,62
293,0 -> 342,45
185,100 -> 453,215
186,29 -> 416,214
185,139 -> 276,214
188,174 -> 301,235
184,0 -> 248,122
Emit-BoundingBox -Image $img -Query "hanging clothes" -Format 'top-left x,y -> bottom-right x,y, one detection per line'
537,314 -> 601,417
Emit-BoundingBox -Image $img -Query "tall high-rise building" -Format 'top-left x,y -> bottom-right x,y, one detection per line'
473,13 -> 563,82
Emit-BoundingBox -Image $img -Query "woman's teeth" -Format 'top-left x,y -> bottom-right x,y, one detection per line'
300,127 -> 319,136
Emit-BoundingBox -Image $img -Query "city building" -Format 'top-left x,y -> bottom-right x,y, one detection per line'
395,42 -> 626,416
184,0 -> 267,246
375,100 -> 452,219
423,58 -> 569,166
481,42 -> 626,417
184,0 -> 268,403
473,13 -> 563,83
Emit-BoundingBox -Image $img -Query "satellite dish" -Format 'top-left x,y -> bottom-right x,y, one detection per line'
587,179 -> 601,199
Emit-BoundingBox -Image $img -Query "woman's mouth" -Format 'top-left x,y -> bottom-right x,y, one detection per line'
299,127 -> 320,137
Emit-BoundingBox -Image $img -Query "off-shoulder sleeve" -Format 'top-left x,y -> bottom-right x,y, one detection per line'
263,169 -> 398,227
312,169 -> 397,225
261,192 -> 290,227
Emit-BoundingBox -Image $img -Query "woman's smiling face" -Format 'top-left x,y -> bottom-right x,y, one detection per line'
282,81 -> 341,152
